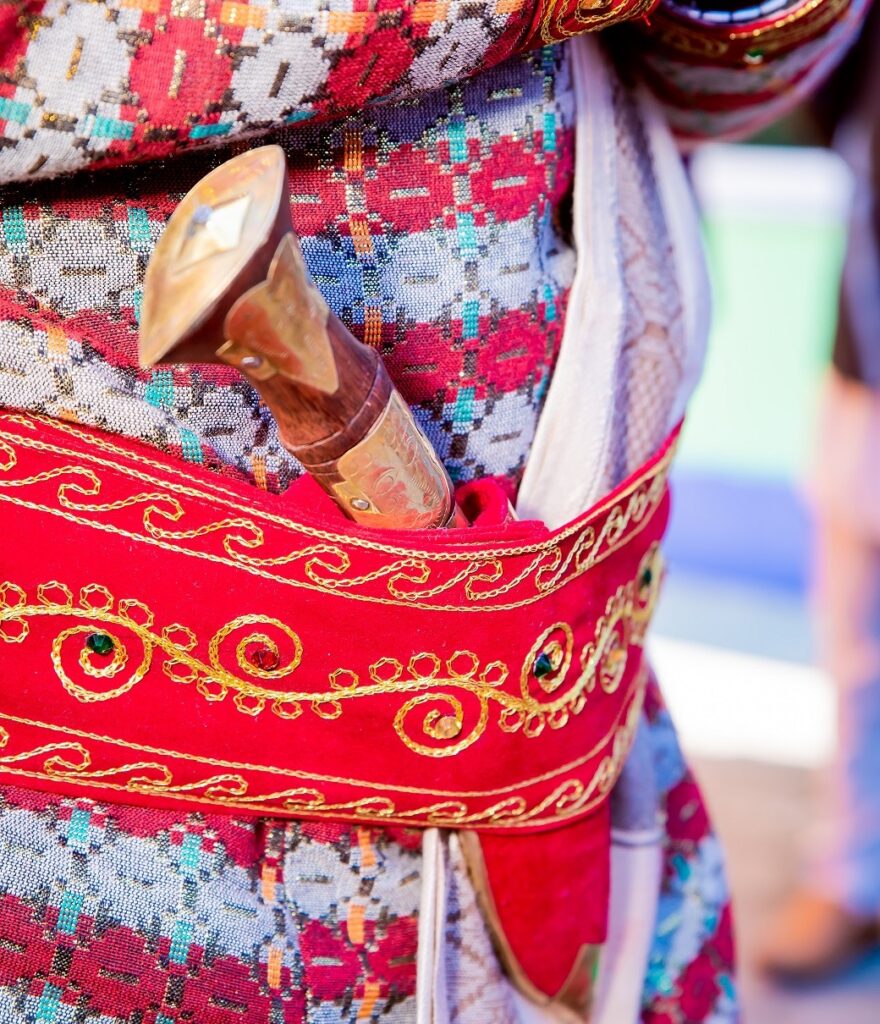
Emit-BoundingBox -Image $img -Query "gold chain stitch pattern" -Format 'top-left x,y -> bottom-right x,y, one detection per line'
0,425 -> 672,612
1,417 -> 676,561
0,546 -> 661,758
0,670 -> 647,829
656,0 -> 850,56
536,0 -> 657,44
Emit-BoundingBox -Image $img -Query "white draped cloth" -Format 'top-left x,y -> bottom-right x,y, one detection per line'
417,36 -> 709,1024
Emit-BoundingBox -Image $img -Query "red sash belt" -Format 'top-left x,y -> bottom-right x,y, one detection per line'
0,410 -> 675,1002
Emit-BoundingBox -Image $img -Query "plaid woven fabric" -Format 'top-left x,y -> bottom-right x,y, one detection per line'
640,682 -> 737,1023
0,45 -> 575,495
0,0 -> 659,184
0,785 -> 423,1022
0,0 -> 862,189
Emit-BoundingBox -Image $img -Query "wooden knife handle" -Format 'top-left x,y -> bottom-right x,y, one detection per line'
138,146 -> 462,530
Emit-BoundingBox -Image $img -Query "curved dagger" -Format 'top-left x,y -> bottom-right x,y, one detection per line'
139,145 -> 463,530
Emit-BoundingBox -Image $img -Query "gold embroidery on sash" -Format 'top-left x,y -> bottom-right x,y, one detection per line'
0,414 -> 668,825
0,420 -> 673,612
654,0 -> 851,59
536,0 -> 656,44
0,548 -> 661,757
0,670 -> 646,828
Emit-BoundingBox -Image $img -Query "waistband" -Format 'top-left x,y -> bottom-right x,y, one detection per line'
0,410 -> 674,834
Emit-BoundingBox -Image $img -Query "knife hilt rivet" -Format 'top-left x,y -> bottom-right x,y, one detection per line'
350,498 -> 371,511
240,355 -> 264,369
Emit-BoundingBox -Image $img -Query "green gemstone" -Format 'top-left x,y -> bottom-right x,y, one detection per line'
86,633 -> 114,656
641,566 -> 653,587
533,652 -> 554,678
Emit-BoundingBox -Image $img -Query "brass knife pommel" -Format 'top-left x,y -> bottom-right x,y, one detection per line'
139,146 -> 460,530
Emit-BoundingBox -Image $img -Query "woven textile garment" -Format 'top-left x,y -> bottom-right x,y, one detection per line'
0,0 -> 869,1021
0,45 -> 576,496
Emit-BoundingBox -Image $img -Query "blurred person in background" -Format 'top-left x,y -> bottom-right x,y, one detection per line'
760,6 -> 880,981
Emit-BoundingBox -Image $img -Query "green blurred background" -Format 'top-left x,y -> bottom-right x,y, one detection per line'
683,209 -> 845,480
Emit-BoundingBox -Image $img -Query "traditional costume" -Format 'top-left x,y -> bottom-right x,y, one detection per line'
0,0 -> 867,1021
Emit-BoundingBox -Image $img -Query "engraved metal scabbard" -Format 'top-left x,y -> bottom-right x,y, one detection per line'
138,145 -> 460,531
328,391 -> 457,530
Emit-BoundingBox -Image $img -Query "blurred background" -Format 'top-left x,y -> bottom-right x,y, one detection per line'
650,121 -> 880,1021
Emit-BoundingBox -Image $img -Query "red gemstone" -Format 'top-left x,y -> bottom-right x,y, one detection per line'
250,647 -> 280,671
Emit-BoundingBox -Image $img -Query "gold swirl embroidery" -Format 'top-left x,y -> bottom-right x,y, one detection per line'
0,728 -> 253,801
0,420 -> 673,612
0,456 -> 353,574
0,667 -> 647,828
654,0 -> 852,59
0,545 -> 662,759
501,543 -> 662,741
536,0 -> 657,44
0,581 -> 304,716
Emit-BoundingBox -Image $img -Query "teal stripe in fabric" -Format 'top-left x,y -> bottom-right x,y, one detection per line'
190,122 -> 232,139
455,212 -> 478,259
35,983 -> 62,1023
180,832 -> 203,873
128,208 -> 152,253
170,920 -> 194,964
448,119 -> 468,164
90,116 -> 134,140
2,207 -> 26,250
452,386 -> 475,430
0,97 -> 29,125
462,299 -> 480,339
543,110 -> 557,153
672,853 -> 691,881
67,808 -> 92,849
145,370 -> 174,409
534,368 -> 549,405
179,428 -> 203,463
57,892 -> 84,935
544,283 -> 557,322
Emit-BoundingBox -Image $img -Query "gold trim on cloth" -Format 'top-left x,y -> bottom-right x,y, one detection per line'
0,412 -> 671,829
459,829 -> 602,1023
0,676 -> 647,827
651,0 -> 851,61
534,0 -> 658,44
0,415 -> 672,612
